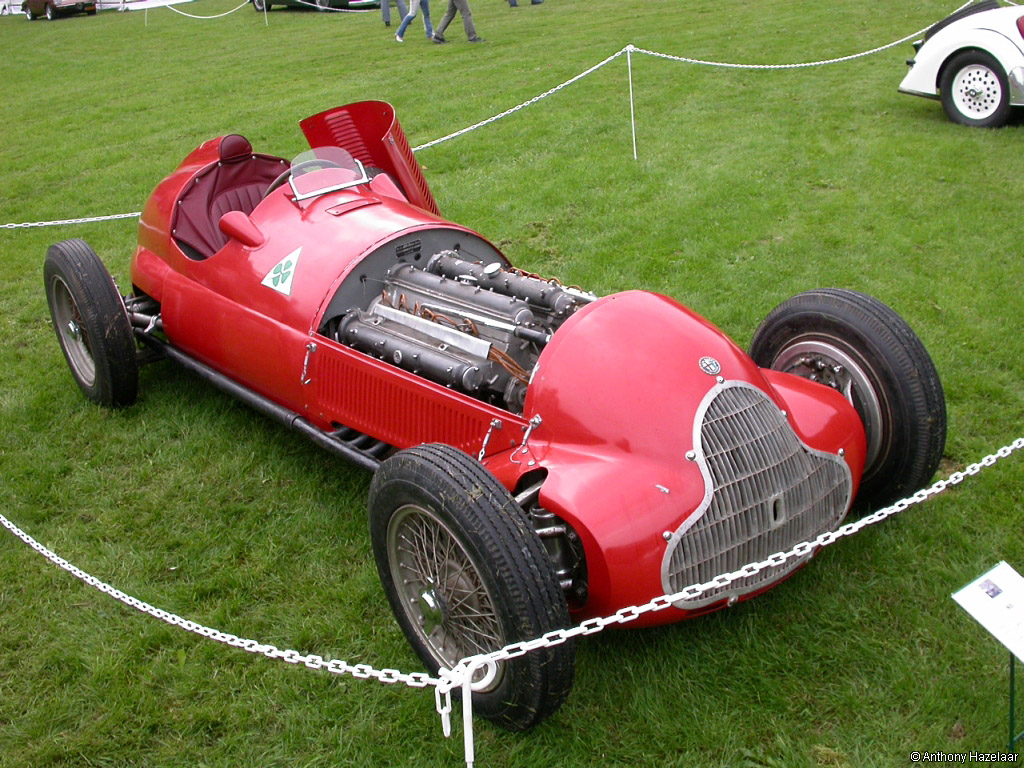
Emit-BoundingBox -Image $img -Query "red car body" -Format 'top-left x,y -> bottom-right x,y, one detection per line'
127,101 -> 867,628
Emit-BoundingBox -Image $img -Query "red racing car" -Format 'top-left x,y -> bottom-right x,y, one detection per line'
44,100 -> 946,731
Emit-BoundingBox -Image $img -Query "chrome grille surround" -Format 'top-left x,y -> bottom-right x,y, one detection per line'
661,381 -> 853,609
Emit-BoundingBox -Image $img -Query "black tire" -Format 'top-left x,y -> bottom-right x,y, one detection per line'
25,4 -> 35,18
940,50 -> 1012,127
44,239 -> 138,408
368,443 -> 574,731
315,0 -> 329,10
44,2 -> 55,19
252,0 -> 269,11
749,289 -> 946,507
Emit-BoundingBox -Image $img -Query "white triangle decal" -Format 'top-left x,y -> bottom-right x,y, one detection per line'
261,247 -> 302,296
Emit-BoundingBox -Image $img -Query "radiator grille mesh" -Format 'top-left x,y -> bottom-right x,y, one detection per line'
662,383 -> 852,608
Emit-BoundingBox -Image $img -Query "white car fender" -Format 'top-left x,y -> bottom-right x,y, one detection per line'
900,25 -> 1024,105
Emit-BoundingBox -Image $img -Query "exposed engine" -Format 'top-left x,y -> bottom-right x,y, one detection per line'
329,251 -> 595,413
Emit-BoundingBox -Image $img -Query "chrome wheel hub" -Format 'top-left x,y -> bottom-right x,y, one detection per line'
771,340 -> 884,472
417,583 -> 444,636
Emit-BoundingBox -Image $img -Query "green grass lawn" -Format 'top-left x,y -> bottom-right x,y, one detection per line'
2,0 -> 1023,765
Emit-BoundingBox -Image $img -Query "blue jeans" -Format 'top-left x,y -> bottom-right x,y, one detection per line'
382,0 -> 408,24
396,0 -> 432,38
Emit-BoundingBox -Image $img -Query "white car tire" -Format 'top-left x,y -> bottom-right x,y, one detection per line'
940,50 -> 1012,127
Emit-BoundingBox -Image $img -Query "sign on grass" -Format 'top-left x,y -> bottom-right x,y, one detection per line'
953,561 -> 1024,663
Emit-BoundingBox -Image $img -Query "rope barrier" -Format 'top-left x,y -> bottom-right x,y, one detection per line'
3,437 -> 1022,768
279,0 -> 376,13
1,5 -> 970,229
165,0 -> 247,17
410,46 -> 629,152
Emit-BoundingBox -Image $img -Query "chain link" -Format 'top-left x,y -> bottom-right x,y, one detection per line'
2,211 -> 142,230
4,437 -> 1022,768
457,437 -> 1024,675
0,511 -> 440,690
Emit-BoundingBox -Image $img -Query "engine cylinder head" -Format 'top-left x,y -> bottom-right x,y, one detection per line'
426,251 -> 581,317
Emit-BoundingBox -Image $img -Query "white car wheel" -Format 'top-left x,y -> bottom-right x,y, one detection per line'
952,64 -> 1001,117
940,50 -> 1012,127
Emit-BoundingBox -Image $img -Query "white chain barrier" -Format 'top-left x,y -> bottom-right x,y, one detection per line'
2,211 -> 143,230
2,5 -> 967,229
3,437 -> 1023,767
439,437 -> 1024,765
0,510 -> 440,690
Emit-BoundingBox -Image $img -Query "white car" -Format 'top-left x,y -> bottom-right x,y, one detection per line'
899,0 -> 1024,127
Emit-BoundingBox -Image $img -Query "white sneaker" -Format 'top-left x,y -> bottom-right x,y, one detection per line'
395,33 -> 403,42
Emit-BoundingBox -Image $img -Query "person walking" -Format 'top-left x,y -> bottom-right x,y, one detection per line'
381,0 -> 408,27
432,0 -> 483,43
395,0 -> 433,41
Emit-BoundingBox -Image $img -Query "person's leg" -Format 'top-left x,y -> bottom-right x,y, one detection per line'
420,0 -> 432,38
455,0 -> 478,40
434,0 -> 455,37
396,2 -> 417,39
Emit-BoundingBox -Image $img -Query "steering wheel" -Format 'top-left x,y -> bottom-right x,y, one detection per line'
264,158 -> 345,198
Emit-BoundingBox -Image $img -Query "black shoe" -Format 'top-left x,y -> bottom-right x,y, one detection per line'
384,20 -> 390,26
508,0 -> 517,5
467,36 -> 485,42
530,0 -> 542,4
432,33 -> 447,43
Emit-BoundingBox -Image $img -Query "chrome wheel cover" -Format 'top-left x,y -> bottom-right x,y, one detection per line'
770,339 -> 884,473
386,503 -> 505,689
952,63 -> 1002,120
49,275 -> 96,387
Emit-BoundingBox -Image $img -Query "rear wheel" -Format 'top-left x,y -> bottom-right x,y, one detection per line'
940,50 -> 1012,127
25,4 -> 34,18
44,2 -> 55,19
252,0 -> 269,11
44,239 -> 138,408
749,289 -> 945,507
315,0 -> 329,10
369,443 -> 574,731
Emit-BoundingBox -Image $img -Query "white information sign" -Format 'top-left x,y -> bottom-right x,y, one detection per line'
952,561 -> 1024,663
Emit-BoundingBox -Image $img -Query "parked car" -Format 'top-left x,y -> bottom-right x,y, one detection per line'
43,100 -> 947,730
899,0 -> 1024,126
24,0 -> 95,18
251,0 -> 377,11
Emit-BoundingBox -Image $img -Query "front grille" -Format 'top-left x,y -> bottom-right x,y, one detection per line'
662,382 -> 852,608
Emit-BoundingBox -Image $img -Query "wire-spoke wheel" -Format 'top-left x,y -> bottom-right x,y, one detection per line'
44,239 -> 138,408
940,50 -> 1012,127
369,443 -> 575,730
750,289 -> 946,507
387,503 -> 506,690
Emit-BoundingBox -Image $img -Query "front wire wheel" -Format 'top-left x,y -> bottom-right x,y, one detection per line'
940,50 -> 1012,127
44,239 -> 138,408
749,289 -> 946,507
387,503 -> 505,686
369,443 -> 575,731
